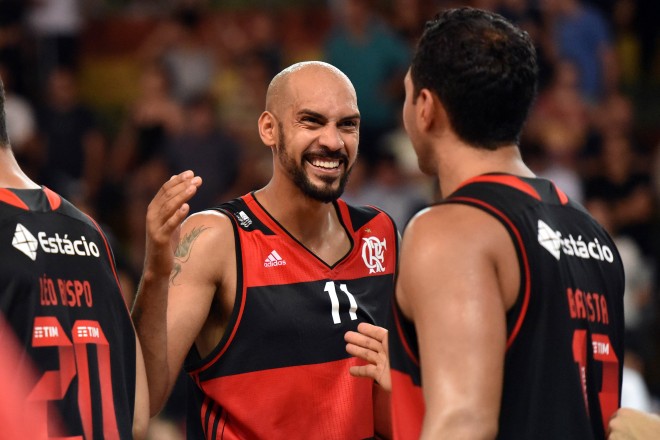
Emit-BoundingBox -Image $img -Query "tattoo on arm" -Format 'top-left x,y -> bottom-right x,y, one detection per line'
170,226 -> 209,286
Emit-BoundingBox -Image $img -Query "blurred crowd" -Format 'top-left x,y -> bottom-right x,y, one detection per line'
1,0 -> 659,437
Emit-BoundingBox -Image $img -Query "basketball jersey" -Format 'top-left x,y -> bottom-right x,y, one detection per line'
185,193 -> 398,440
389,174 -> 625,440
0,187 -> 137,439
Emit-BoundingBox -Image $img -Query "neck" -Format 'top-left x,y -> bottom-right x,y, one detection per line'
436,140 -> 535,198
0,147 -> 40,189
255,181 -> 342,243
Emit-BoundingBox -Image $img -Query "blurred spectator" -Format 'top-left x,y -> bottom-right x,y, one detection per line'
584,133 -> 655,256
590,90 -> 637,139
27,0 -> 85,89
110,61 -> 183,182
324,0 -> 410,165
139,2 -> 216,102
213,52 -> 273,196
164,93 -> 242,213
0,0 -> 27,96
612,0 -> 642,87
542,0 -> 618,104
387,0 -> 432,45
525,60 -> 593,202
0,63 -> 38,176
110,61 -> 185,274
635,0 -> 660,79
531,125 -> 586,204
246,11 -> 284,80
527,60 -> 592,148
214,52 -> 270,150
35,67 -> 105,204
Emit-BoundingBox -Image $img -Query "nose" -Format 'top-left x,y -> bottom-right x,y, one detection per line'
319,124 -> 345,151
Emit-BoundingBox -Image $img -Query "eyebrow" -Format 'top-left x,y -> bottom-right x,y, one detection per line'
297,109 -> 361,122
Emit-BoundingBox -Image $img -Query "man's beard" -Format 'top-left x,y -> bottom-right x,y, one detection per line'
276,128 -> 353,203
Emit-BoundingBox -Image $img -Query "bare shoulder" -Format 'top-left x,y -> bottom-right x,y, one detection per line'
403,203 -> 507,253
181,209 -> 234,236
397,203 -> 514,316
171,209 -> 236,285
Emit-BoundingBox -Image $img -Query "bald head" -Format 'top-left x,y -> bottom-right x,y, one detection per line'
265,61 -> 356,115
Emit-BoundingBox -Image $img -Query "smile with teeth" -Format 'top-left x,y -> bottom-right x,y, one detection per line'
309,159 -> 341,169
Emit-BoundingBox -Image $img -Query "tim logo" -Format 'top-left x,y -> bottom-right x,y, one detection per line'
362,237 -> 386,273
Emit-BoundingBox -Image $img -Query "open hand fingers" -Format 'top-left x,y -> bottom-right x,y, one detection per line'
346,339 -> 382,364
148,171 -> 203,237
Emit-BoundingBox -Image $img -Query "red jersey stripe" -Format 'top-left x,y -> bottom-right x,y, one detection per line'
0,188 -> 29,210
457,175 -> 542,201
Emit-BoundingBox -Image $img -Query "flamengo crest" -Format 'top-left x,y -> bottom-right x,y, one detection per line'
361,236 -> 386,273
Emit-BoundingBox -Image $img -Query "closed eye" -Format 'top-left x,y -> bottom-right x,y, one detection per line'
301,116 -> 322,125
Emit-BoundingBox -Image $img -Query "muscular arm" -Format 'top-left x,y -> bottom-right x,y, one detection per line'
133,205 -> 235,415
397,205 -> 518,440
132,172 -> 235,416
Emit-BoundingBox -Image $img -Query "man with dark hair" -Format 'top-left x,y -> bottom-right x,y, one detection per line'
0,76 -> 149,439
384,7 -> 623,439
133,61 -> 397,439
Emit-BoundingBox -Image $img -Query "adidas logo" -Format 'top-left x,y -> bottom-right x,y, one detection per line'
264,250 -> 286,268
13,223 -> 38,261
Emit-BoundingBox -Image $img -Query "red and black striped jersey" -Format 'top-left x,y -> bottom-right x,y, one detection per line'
185,192 -> 398,440
0,187 -> 137,439
389,174 -> 625,440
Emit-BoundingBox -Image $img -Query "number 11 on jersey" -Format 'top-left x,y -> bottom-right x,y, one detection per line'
324,281 -> 359,324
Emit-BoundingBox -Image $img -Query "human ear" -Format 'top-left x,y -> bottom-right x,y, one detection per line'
418,89 -> 449,134
416,89 -> 435,132
258,111 -> 277,147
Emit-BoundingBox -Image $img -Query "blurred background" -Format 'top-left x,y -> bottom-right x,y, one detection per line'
1,0 -> 659,437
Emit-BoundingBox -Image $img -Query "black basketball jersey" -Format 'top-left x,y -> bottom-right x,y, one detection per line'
389,174 -> 625,440
0,187 -> 136,439
184,193 -> 398,439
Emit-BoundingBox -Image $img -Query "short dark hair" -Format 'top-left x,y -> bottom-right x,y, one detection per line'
411,7 -> 538,150
0,77 -> 8,148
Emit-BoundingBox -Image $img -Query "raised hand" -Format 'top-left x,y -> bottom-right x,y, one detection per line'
144,171 -> 202,278
345,322 -> 391,391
